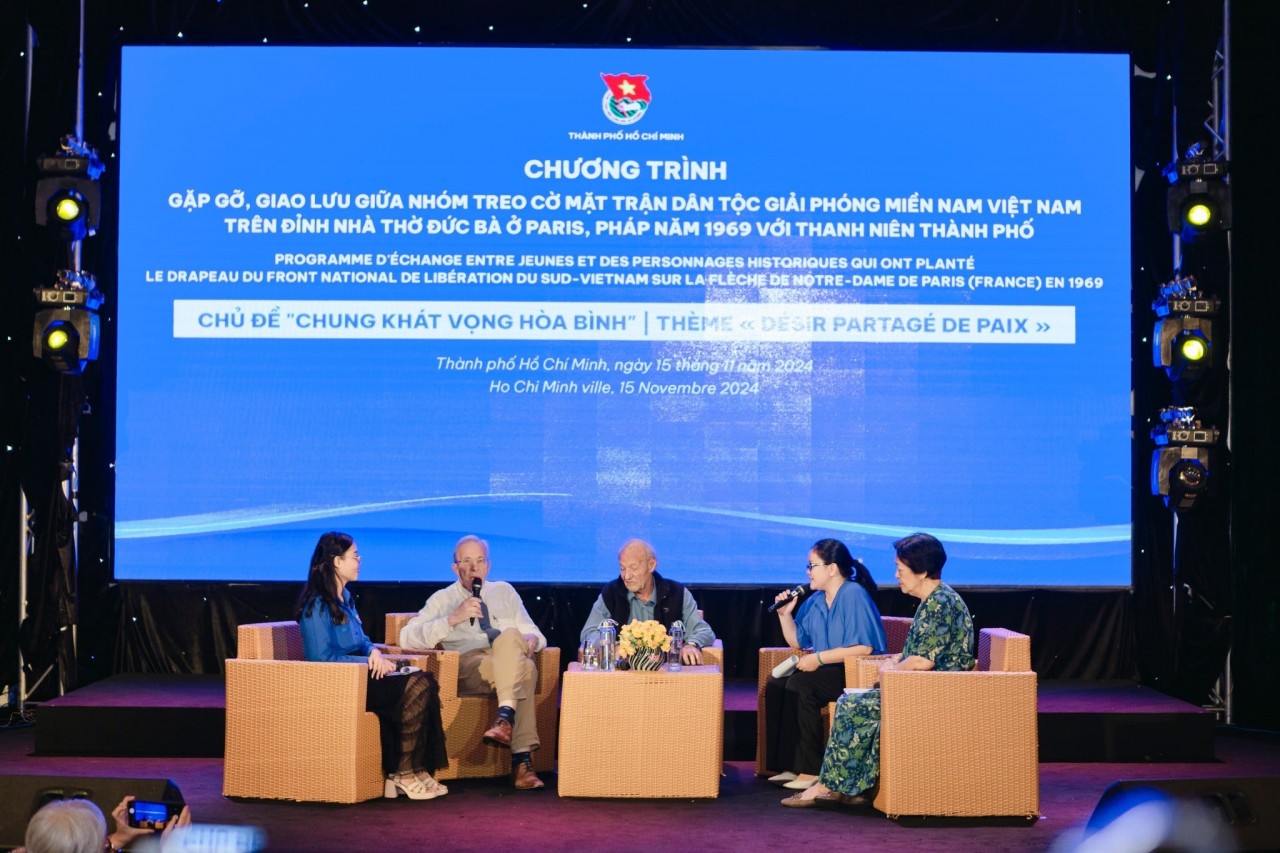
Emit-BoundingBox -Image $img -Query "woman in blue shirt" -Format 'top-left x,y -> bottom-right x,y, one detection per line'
781,532 -> 974,808
764,538 -> 886,790
297,531 -> 448,800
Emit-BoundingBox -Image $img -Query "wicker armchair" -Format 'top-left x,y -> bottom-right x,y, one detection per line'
384,613 -> 560,781
691,609 -> 724,669
755,615 -> 912,776
223,621 -> 427,803
690,636 -> 725,669
849,627 -> 1039,819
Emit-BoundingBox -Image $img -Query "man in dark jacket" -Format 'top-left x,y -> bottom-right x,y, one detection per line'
579,538 -> 715,665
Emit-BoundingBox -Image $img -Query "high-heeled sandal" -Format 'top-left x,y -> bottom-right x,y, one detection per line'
384,772 -> 447,800
414,771 -> 447,795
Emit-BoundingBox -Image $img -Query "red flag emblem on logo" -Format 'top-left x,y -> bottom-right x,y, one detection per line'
601,73 -> 651,103
600,73 -> 651,125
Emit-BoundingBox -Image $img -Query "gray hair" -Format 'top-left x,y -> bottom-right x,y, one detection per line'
24,799 -> 107,853
453,534 -> 490,561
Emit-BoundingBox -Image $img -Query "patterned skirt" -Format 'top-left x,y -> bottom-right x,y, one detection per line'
818,688 -> 881,796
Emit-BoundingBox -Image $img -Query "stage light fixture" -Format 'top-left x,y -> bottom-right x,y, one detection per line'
1152,275 -> 1219,384
52,190 -> 85,223
1163,143 -> 1230,242
34,136 -> 104,242
46,326 -> 72,350
1178,335 -> 1208,363
31,271 -> 103,374
1184,200 -> 1214,228
36,317 -> 83,371
1150,406 -> 1219,512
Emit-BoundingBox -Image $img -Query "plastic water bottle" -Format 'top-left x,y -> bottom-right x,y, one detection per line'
667,620 -> 685,671
598,619 -> 619,672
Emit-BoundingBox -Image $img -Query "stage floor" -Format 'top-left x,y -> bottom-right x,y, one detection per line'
3,723 -> 1279,853
32,674 -> 1217,763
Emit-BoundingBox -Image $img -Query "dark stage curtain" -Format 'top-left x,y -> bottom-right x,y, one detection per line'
108,581 -> 1135,681
1224,4 -> 1280,730
16,373 -> 85,700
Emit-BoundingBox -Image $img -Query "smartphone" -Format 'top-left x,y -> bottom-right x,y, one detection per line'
126,799 -> 183,829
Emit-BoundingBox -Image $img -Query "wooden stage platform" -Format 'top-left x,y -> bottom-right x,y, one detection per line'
32,675 -> 1216,764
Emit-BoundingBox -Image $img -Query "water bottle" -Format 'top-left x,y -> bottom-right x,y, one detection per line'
581,628 -> 601,670
667,620 -> 685,671
598,619 -> 619,672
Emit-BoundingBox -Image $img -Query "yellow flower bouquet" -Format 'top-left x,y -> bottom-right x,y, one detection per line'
618,619 -> 671,671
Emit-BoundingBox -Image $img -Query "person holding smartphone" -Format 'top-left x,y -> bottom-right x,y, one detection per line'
17,796 -> 189,853
297,531 -> 449,801
764,538 -> 887,791
112,796 -> 190,848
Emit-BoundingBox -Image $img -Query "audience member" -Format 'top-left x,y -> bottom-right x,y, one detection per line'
18,795 -> 190,853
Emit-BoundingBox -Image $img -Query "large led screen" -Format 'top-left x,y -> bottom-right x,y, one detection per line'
115,46 -> 1131,584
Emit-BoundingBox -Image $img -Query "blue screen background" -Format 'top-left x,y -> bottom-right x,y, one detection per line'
115,46 -> 1131,585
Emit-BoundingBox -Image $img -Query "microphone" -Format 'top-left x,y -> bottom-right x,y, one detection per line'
470,578 -> 482,626
767,585 -> 806,613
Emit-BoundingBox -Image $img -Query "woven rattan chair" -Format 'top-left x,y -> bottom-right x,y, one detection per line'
223,620 -> 430,803
694,640 -> 725,668
678,610 -> 724,669
384,612 -> 560,781
846,627 -> 1039,819
755,615 -> 911,776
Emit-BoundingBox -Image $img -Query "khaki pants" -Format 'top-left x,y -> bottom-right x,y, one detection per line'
457,628 -> 540,753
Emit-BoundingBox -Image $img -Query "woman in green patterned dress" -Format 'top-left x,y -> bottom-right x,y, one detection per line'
781,532 -> 974,808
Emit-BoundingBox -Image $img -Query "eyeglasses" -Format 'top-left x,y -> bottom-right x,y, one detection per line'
805,561 -> 829,571
454,558 -> 488,569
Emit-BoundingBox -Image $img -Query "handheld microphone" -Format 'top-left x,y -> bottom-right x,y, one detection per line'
470,578 -> 482,626
767,585 -> 806,613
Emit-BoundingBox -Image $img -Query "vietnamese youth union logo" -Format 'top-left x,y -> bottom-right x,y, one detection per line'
601,73 -> 651,125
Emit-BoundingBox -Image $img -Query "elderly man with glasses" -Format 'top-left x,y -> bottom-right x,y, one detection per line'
399,534 -> 548,790
579,538 -> 716,666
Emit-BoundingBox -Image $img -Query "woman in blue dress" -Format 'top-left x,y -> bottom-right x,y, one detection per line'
297,531 -> 449,800
782,532 -> 974,808
765,538 -> 887,790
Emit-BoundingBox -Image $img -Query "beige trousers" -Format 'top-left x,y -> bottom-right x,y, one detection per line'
457,627 -> 540,753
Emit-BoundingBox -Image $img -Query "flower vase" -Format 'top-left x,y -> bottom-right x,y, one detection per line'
630,651 -> 665,671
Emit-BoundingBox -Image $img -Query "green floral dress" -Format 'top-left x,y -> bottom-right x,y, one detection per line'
817,582 -> 975,796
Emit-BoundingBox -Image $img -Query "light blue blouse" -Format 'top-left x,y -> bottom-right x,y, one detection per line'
794,580 -> 886,655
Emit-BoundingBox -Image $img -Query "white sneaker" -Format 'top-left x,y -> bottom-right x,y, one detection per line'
768,771 -> 798,785
384,772 -> 447,800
